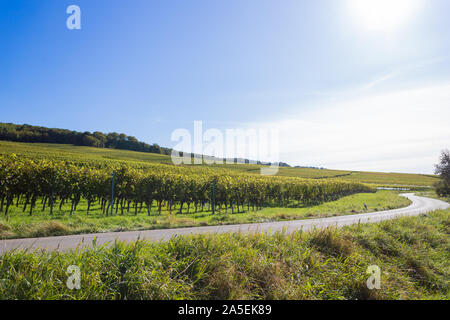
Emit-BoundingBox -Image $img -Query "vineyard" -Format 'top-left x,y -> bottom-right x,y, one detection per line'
0,154 -> 374,217
0,141 -> 439,186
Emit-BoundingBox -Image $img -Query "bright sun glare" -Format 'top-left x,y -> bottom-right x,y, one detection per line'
348,0 -> 422,31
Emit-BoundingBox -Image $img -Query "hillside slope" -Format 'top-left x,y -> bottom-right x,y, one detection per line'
0,141 -> 438,186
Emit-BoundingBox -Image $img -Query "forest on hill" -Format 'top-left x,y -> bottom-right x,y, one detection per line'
0,122 -> 171,155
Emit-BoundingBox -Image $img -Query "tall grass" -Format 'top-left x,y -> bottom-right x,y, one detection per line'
0,209 -> 448,300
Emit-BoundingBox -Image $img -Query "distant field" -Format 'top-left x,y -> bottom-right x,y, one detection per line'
274,167 -> 353,179
0,140 -> 439,186
0,140 -> 171,164
329,171 -> 439,187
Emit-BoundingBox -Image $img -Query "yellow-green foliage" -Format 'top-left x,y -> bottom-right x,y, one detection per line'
0,141 -> 438,186
0,153 -> 374,218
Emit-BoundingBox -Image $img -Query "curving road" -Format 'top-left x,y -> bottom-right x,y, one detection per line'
1,193 -> 448,254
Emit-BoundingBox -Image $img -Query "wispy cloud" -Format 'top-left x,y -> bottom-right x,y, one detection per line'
363,73 -> 396,89
248,82 -> 450,173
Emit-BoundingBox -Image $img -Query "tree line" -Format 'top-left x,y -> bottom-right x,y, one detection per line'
0,122 -> 171,155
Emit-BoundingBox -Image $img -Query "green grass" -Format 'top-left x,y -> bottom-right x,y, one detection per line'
1,208 -> 448,300
0,191 -> 410,239
330,171 -> 439,187
414,189 -> 450,203
0,141 -> 439,186
0,140 -> 172,164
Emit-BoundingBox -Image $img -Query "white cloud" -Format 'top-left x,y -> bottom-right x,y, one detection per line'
252,83 -> 450,173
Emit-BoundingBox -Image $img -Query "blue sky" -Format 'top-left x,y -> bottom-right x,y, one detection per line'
1,0 -> 449,173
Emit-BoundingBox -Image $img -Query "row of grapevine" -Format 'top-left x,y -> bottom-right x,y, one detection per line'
0,154 -> 375,216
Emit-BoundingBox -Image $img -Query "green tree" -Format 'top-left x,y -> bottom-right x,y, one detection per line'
434,149 -> 450,196
93,131 -> 107,147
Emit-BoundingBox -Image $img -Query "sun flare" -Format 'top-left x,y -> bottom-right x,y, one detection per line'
348,0 -> 423,31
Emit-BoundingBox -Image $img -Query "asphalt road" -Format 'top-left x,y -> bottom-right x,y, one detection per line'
1,193 -> 448,254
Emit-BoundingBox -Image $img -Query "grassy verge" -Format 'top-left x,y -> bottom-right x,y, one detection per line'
0,208 -> 448,300
414,189 -> 450,203
0,191 -> 410,239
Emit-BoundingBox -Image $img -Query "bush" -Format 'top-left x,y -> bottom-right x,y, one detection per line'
434,180 -> 450,197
